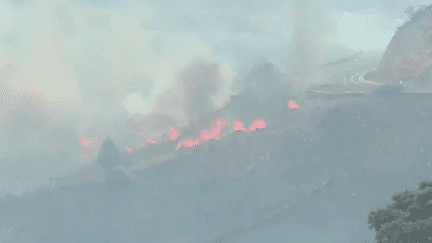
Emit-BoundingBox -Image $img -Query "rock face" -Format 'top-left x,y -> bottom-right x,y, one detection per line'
369,4 -> 432,92
308,4 -> 432,95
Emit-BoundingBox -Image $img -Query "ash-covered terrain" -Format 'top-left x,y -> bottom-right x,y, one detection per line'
2,1 -> 432,243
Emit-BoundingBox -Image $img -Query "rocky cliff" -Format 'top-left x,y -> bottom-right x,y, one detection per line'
369,4 -> 432,92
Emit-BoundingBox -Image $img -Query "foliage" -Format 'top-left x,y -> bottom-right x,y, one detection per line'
367,180 -> 432,243
398,4 -> 432,33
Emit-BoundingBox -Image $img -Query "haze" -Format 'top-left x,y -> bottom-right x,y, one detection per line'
0,0 -> 430,242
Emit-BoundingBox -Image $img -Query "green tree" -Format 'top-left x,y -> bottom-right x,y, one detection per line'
367,180 -> 432,242
97,136 -> 122,172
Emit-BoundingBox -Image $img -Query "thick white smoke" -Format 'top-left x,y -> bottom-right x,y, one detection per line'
0,0 -> 405,196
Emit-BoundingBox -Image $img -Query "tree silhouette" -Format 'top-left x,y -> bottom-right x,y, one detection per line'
97,136 -> 122,172
367,180 -> 432,243
404,5 -> 415,19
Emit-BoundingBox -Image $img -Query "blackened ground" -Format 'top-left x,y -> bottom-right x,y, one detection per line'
3,88 -> 432,243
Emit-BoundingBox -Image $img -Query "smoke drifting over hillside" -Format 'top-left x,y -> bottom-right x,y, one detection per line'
0,0 -> 409,197
3,1 -> 432,243
0,0 -> 345,196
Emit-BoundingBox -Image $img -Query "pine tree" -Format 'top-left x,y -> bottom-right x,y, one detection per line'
97,136 -> 121,172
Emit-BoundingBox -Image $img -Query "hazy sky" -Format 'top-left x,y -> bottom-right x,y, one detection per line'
0,0 -> 427,196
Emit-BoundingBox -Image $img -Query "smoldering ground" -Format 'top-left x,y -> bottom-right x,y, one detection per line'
4,85 -> 432,243
1,0 -> 427,242
0,0 -> 349,196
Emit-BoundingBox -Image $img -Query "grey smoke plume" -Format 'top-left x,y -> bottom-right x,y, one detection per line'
0,0 -> 370,197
